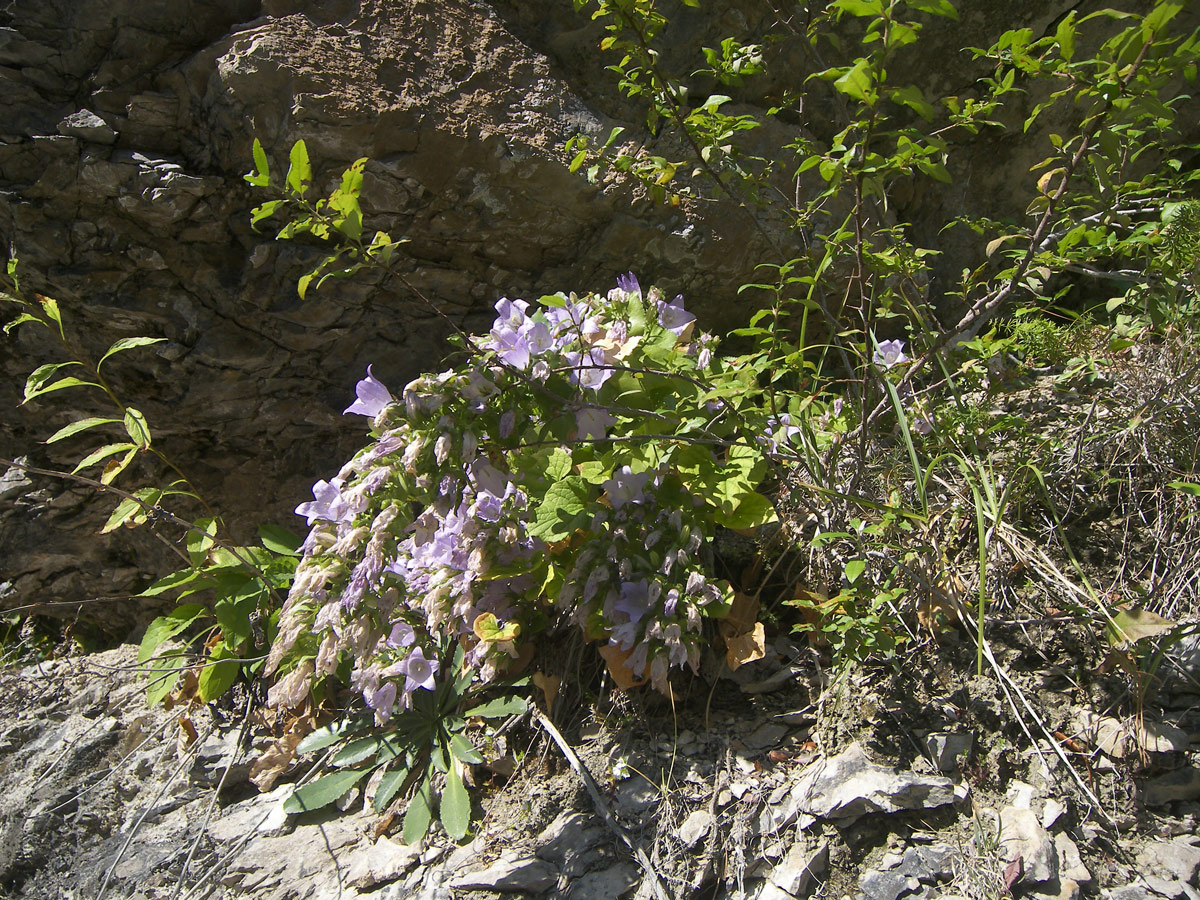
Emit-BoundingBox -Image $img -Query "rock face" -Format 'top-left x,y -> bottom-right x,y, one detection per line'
0,0 -> 774,630
2,0 -> 1198,631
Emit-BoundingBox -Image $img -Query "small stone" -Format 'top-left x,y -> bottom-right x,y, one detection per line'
449,853 -> 558,893
859,868 -> 918,900
56,109 -> 117,144
770,841 -> 829,898
1043,798 -> 1066,830
999,806 -> 1058,886
745,722 -> 790,750
615,774 -> 659,815
563,863 -> 638,899
1055,832 -> 1091,885
678,809 -> 713,847
1145,768 -> 1200,807
346,837 -> 420,889
1007,781 -> 1036,809
1140,838 -> 1200,884
1105,886 -> 1157,900
1144,875 -> 1189,899
769,743 -> 955,831
925,732 -> 973,773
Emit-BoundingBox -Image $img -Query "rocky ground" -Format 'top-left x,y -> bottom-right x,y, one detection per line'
1,617 -> 1198,900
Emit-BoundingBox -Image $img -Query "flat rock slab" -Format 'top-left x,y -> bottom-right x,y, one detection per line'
764,743 -> 956,831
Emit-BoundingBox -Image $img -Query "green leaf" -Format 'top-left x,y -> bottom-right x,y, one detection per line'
844,559 -> 866,584
145,661 -> 182,707
331,735 -> 384,768
905,0 -> 958,19
472,612 -> 520,643
714,491 -> 778,530
24,362 -> 82,402
1167,481 -> 1200,496
440,763 -> 471,841
188,518 -> 218,567
197,644 -> 240,701
39,296 -> 64,339
831,0 -> 883,16
1055,11 -> 1076,60
244,138 -> 271,186
138,604 -> 210,663
286,140 -> 312,196
402,777 -> 434,844
259,524 -> 303,555
296,719 -> 367,756
888,85 -> 934,121
3,312 -> 41,334
138,567 -> 212,598
45,417 -> 121,445
214,585 -> 260,648
101,496 -> 143,534
98,337 -> 166,371
123,408 -> 152,448
283,769 -> 368,815
1106,607 -> 1176,646
528,477 -> 590,541
373,766 -> 411,812
99,446 -> 138,486
833,58 -> 875,105
72,442 -> 138,474
546,448 -> 573,481
466,695 -> 528,719
450,732 -> 484,765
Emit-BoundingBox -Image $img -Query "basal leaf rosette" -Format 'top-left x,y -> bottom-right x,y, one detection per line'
267,278 -> 764,720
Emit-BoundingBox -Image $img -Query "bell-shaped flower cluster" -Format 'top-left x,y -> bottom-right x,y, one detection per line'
266,280 -> 732,723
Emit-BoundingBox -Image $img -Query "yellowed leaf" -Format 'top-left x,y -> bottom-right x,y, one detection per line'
532,672 -> 561,714
598,644 -> 649,690
725,622 -> 766,671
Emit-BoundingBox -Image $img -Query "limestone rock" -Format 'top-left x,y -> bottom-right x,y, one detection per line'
56,109 -> 117,144
1140,838 -> 1200,885
678,809 -> 714,848
999,806 -> 1059,887
764,743 -> 955,831
770,840 -> 829,899
449,853 -> 558,893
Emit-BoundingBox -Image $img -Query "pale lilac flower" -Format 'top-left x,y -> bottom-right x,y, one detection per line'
576,407 -> 618,439
400,646 -> 439,693
614,579 -> 651,624
873,338 -> 909,369
499,409 -> 515,438
388,621 -> 416,647
616,272 -> 642,296
344,366 -> 393,418
657,295 -> 696,337
912,415 -> 934,436
295,479 -> 349,525
604,466 -> 651,509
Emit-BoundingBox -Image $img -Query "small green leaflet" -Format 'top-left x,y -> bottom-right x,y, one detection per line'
244,138 -> 271,187
283,769 -> 368,815
98,337 -> 166,371
72,442 -> 137,475
402,777 -> 434,844
138,604 -> 209,664
296,719 -> 367,755
286,140 -> 312,196
466,695 -> 528,719
124,408 -> 152,448
440,763 -> 471,841
373,766 -> 411,812
45,417 -> 120,444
